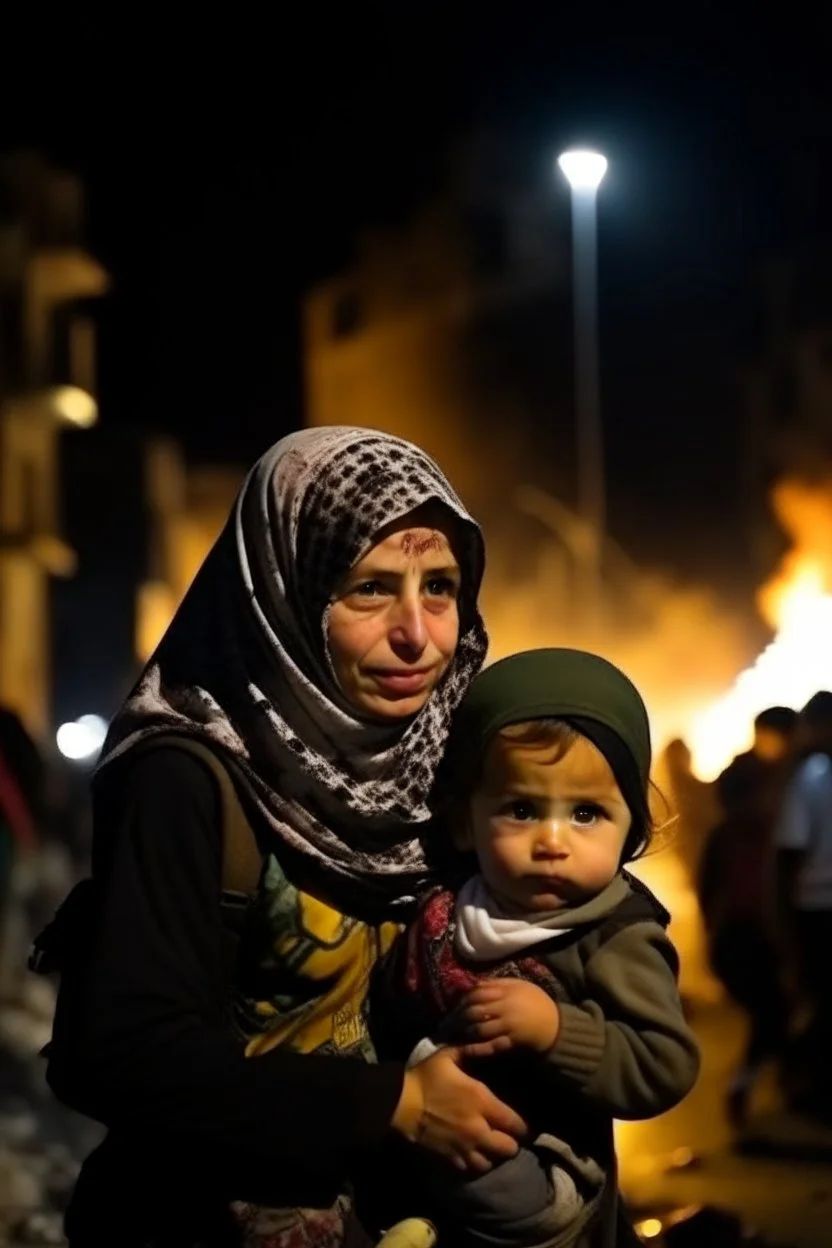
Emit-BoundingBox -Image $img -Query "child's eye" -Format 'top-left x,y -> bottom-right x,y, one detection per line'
502,799 -> 538,822
572,803 -> 605,826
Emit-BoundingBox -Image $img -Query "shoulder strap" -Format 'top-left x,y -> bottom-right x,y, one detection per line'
126,734 -> 263,898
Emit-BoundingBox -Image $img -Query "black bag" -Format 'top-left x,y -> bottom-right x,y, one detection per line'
28,736 -> 264,1118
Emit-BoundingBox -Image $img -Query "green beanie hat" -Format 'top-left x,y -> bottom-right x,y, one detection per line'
453,647 -> 652,786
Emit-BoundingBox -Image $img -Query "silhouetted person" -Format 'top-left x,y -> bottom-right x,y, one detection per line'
660,737 -> 719,882
772,692 -> 832,1118
716,706 -> 797,819
0,705 -> 41,1000
699,753 -> 789,1128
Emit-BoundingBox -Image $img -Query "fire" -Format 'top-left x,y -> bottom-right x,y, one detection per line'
476,475 -> 832,788
688,478 -> 832,780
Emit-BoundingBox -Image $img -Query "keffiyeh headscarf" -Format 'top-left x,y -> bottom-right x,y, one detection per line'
97,427 -> 488,912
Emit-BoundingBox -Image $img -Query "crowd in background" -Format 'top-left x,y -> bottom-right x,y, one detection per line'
666,695 -> 832,1134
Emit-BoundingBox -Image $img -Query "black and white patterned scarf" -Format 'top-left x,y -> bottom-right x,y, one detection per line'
97,427 -> 488,914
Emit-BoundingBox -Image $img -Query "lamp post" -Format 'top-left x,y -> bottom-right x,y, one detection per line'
557,148 -> 608,628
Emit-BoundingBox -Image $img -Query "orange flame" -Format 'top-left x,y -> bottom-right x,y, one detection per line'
688,478 -> 832,780
757,477 -> 832,628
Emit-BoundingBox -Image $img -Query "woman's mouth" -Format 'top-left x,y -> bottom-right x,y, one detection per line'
368,668 -> 433,696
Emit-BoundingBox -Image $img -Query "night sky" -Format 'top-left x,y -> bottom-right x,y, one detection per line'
3,15 -> 832,469
1,13 -> 830,724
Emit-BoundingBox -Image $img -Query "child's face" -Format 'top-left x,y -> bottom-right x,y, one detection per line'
466,733 -> 633,912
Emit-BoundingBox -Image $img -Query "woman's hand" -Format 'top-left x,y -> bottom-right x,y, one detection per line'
391,1046 -> 526,1173
462,979 -> 560,1053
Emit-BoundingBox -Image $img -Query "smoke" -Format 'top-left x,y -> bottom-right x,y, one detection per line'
478,502 -> 754,756
476,504 -> 738,999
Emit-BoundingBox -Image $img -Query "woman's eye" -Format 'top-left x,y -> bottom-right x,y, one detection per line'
424,577 -> 458,598
352,581 -> 386,597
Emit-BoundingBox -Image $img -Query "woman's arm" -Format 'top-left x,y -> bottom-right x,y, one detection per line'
69,748 -> 405,1168
69,748 -> 524,1177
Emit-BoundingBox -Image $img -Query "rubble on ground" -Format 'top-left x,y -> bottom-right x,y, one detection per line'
0,976 -> 103,1247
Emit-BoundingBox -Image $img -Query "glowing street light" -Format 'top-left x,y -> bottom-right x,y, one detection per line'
557,150 -> 608,192
48,385 -> 98,429
10,386 -> 98,429
56,714 -> 108,762
557,147 -> 608,628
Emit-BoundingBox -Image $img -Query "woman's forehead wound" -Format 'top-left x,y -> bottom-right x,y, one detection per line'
399,530 -> 450,557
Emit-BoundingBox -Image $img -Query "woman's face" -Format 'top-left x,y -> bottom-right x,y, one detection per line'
327,507 -> 462,719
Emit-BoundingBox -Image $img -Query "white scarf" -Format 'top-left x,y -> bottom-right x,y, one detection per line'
97,428 -> 487,915
454,874 -> 574,961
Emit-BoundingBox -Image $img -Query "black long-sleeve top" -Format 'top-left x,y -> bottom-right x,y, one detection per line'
63,748 -> 405,1244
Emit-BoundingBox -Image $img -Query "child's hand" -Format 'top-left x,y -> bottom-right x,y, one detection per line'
462,979 -> 560,1054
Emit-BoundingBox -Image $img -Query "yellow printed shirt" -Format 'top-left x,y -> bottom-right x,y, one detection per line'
231,854 -> 401,1060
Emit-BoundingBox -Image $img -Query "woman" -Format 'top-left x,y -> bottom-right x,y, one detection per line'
59,427 -> 525,1247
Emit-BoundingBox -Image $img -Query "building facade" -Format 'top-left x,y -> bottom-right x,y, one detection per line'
55,428 -> 243,728
137,440 -> 243,664
304,135 -> 575,525
0,152 -> 107,739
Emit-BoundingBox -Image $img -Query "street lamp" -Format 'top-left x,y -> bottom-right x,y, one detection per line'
56,713 -> 108,763
48,385 -> 98,429
557,148 -> 608,628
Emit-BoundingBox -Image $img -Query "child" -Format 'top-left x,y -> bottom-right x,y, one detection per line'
372,648 -> 700,1248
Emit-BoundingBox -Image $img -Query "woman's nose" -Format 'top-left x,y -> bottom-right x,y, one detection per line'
389,592 -> 428,655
